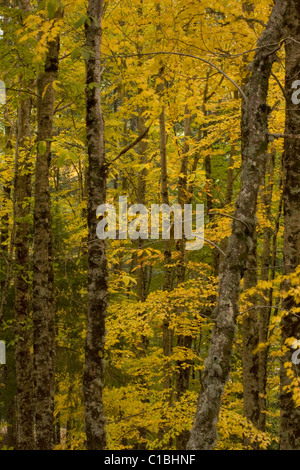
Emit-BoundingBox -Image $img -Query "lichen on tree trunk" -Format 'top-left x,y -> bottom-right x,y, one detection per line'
83,0 -> 107,450
187,0 -> 289,450
33,3 -> 61,450
280,0 -> 300,450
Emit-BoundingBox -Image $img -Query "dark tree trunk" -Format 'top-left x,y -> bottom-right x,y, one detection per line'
83,0 -> 107,450
187,0 -> 289,450
280,0 -> 300,449
136,107 -> 148,304
175,109 -> 193,450
258,150 -> 275,432
13,0 -> 35,451
33,4 -> 61,449
157,72 -> 173,395
242,232 -> 259,444
14,93 -> 34,450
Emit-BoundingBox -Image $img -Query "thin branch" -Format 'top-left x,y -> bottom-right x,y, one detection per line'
238,305 -> 282,316
108,123 -> 152,165
208,211 -> 250,230
270,71 -> 287,100
194,235 -> 226,256
5,87 -> 38,97
236,16 -> 267,28
268,132 -> 300,141
54,102 -> 73,114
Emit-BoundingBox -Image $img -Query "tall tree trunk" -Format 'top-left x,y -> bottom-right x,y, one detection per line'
0,2 -> 17,448
136,107 -> 148,304
176,107 -> 190,284
187,0 -> 289,450
157,72 -> 173,395
175,109 -> 193,450
280,0 -> 300,449
33,4 -> 61,449
242,232 -> 259,444
0,0 -> 13,324
242,150 -> 275,440
225,145 -> 235,206
13,0 -> 34,451
83,0 -> 107,450
258,150 -> 275,431
14,93 -> 34,450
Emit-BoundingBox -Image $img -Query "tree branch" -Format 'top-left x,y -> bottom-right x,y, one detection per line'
108,123 -> 152,165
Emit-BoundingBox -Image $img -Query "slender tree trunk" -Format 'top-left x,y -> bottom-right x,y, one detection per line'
175,109 -> 193,450
13,0 -> 35,451
33,4 -> 61,449
225,146 -> 235,206
0,2 -> 17,448
136,107 -> 148,304
0,0 -> 13,324
242,150 -> 275,440
280,0 -> 300,449
176,107 -> 190,284
187,0 -> 289,450
14,93 -> 34,450
258,150 -> 275,431
83,0 -> 107,450
133,105 -> 149,449
157,72 -> 173,395
0,117 -> 12,321
242,232 -> 259,445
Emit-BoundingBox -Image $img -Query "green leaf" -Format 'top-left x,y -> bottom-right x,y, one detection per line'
81,47 -> 91,61
70,47 -> 81,61
37,0 -> 46,11
57,153 -> 67,168
47,0 -> 57,19
88,82 -> 101,90
38,141 -> 47,156
75,15 -> 87,29
86,16 -> 92,27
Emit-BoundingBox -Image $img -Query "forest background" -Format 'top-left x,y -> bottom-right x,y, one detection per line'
0,0 -> 299,451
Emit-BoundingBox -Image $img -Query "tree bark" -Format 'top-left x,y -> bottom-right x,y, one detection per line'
258,150 -> 275,432
13,0 -> 35,451
175,109 -> 193,450
136,106 -> 148,304
83,0 -> 107,450
33,4 -> 61,449
187,0 -> 289,450
14,93 -> 34,450
157,71 -> 173,395
280,0 -> 300,449
242,231 -> 259,444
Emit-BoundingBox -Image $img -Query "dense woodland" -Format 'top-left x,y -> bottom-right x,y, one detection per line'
0,0 -> 300,451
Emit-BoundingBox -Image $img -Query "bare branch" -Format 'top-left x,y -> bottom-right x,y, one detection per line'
108,122 -> 152,165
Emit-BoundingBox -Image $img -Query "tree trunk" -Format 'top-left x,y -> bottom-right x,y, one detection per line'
187,0 -> 289,450
157,72 -> 173,395
258,150 -> 275,432
14,93 -> 34,450
175,109 -> 193,450
33,4 -> 61,449
242,232 -> 259,444
280,0 -> 300,449
136,107 -> 148,304
242,150 -> 275,440
13,0 -> 35,451
83,0 -> 107,450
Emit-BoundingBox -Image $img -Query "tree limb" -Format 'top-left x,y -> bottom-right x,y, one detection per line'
108,123 -> 152,165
